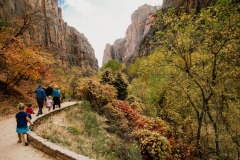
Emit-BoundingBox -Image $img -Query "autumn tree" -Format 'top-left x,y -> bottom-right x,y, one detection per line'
100,68 -> 114,85
101,61 -> 129,101
49,64 -> 82,98
101,60 -> 125,73
129,0 -> 240,159
0,5 -> 53,92
127,58 -> 143,82
100,60 -> 125,84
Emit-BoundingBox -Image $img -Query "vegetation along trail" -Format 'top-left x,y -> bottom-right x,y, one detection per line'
0,102 -> 77,160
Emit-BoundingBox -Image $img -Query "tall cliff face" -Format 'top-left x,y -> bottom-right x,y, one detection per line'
102,4 -> 159,66
102,39 -> 126,65
137,0 -> 216,61
103,0 -> 217,66
0,0 -> 99,74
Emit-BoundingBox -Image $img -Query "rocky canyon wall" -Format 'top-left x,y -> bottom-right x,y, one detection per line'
103,0 -> 217,66
102,4 -> 160,66
0,0 -> 99,74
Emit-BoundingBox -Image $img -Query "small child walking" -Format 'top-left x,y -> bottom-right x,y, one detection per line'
26,103 -> 34,120
16,103 -> 33,146
46,96 -> 53,112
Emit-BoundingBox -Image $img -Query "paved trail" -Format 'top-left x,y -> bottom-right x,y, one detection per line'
0,102 -> 78,160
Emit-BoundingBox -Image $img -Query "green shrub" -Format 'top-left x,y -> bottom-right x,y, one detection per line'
92,135 -> 110,159
82,113 -> 100,137
103,103 -> 132,138
107,141 -> 142,160
66,126 -> 82,135
81,101 -> 93,111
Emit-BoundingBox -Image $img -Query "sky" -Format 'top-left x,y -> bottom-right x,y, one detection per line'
61,0 -> 163,67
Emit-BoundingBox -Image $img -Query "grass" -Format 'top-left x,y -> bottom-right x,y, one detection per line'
34,102 -> 142,160
66,126 -> 82,135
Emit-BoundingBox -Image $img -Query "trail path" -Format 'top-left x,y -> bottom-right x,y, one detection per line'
0,102 -> 78,160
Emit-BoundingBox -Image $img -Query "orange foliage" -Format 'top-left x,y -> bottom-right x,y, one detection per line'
112,100 -> 172,134
112,100 -> 173,158
0,14 -> 53,91
112,100 -> 196,159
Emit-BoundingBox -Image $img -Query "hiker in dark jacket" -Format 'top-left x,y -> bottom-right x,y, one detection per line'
52,86 -> 61,110
34,85 -> 46,116
45,85 -> 53,97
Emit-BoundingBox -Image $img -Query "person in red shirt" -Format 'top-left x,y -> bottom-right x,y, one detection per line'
26,103 -> 35,120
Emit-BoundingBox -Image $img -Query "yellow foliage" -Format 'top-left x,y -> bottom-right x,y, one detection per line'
133,129 -> 172,159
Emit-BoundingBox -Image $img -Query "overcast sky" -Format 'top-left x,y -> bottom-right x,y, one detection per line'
61,0 -> 163,67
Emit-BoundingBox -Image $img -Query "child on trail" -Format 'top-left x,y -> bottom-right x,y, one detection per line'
46,96 -> 53,112
16,103 -> 33,146
26,103 -> 34,120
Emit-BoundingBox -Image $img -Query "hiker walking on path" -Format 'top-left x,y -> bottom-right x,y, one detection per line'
45,85 -> 53,97
46,96 -> 53,112
16,103 -> 33,146
52,86 -> 61,110
35,85 -> 47,116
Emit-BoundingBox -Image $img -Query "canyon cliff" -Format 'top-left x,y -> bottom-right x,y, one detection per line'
0,0 -> 99,74
102,4 -> 160,66
102,0 -> 216,66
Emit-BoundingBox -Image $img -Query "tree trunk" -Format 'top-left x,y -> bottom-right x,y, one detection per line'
207,110 -> 220,156
197,111 -> 204,158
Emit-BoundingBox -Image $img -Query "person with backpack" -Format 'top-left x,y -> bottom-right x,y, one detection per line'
52,86 -> 61,110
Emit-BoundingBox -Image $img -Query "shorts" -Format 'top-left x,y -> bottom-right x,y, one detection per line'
16,127 -> 29,134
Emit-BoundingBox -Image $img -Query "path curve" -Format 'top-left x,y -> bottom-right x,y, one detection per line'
0,102 -> 78,160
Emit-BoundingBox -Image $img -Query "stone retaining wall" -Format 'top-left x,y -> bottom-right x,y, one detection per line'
27,102 -> 92,160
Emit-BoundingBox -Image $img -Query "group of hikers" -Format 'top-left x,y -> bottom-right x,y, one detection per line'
15,85 -> 61,146
34,85 -> 61,116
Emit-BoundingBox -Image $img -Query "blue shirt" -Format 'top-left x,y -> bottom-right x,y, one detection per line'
35,87 -> 46,101
52,89 -> 61,97
16,112 -> 28,128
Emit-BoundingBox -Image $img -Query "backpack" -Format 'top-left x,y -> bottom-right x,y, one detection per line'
52,89 -> 60,97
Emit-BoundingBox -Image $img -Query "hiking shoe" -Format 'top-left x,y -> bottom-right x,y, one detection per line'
17,140 -> 22,143
25,142 -> 29,146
